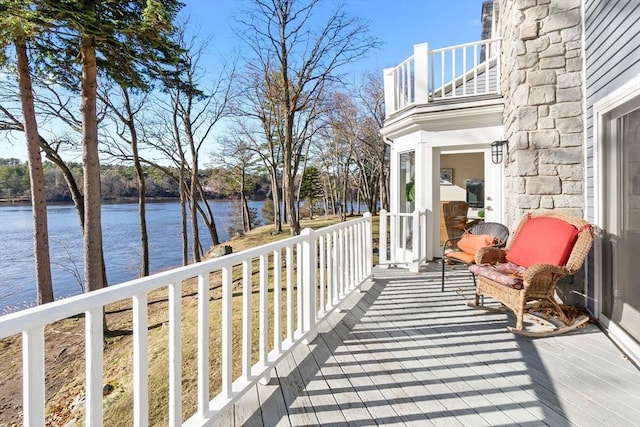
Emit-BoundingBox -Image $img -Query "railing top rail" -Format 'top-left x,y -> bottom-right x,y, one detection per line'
0,215 -> 372,338
393,54 -> 414,71
429,37 -> 500,54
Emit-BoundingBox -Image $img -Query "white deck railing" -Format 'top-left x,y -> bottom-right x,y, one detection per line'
384,38 -> 501,114
0,214 -> 372,427
378,209 -> 427,272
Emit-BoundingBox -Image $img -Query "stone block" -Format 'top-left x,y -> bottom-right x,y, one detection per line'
538,117 -> 556,129
557,71 -> 582,88
518,52 -> 539,68
543,9 -> 581,32
514,177 -> 526,194
566,57 -> 582,72
557,87 -> 582,102
552,194 -> 584,208
549,0 -> 581,13
528,176 -> 562,194
530,86 -> 556,105
528,70 -> 557,86
517,0 -> 538,10
556,117 -> 583,133
548,31 -> 562,43
566,49 -> 581,59
560,133 -> 584,147
530,129 -> 560,148
539,163 -> 558,175
517,194 -> 541,209
557,164 -> 584,180
515,39 -> 527,55
514,84 -> 530,106
516,150 -> 539,176
512,131 -> 529,150
539,43 -> 566,58
550,101 -> 582,118
517,106 -> 538,131
561,26 -> 582,43
540,147 -> 583,164
562,181 -> 583,194
520,22 -> 539,40
566,40 -> 581,51
538,105 -> 550,116
541,196 -> 555,209
540,56 -> 565,69
526,36 -> 551,52
525,5 -> 549,21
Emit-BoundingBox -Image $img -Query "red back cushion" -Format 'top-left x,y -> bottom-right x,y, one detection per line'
506,217 -> 578,268
457,233 -> 495,255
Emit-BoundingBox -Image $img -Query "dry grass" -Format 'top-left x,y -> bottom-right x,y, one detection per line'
0,213 -> 380,426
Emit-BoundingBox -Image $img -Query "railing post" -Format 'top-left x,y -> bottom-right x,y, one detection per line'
85,307 -> 104,427
364,212 -> 373,278
23,328 -> 45,427
383,67 -> 396,115
301,228 -> 317,344
379,209 -> 388,268
410,209 -> 421,273
414,42 -> 429,104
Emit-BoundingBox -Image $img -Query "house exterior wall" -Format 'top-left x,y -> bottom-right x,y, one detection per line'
585,1 -> 640,222
498,0 -> 585,232
584,1 -> 640,314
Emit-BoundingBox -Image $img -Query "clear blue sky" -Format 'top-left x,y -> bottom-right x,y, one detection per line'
2,0 -> 486,161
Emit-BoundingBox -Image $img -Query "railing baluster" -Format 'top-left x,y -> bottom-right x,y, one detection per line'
318,234 -> 326,315
197,273 -> 210,418
326,232 -> 333,306
296,242 -> 302,334
259,254 -> 268,365
273,249 -> 282,353
286,245 -> 294,342
168,282 -> 182,427
85,307 -> 103,427
222,266 -> 232,398
133,292 -> 149,427
332,230 -> 338,304
451,48 -> 456,97
242,260 -> 252,380
474,43 -> 478,94
440,50 -> 445,98
462,46 -> 467,96
23,327 -> 45,427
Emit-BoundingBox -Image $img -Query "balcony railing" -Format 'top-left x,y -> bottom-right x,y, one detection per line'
378,209 -> 428,272
0,214 -> 372,427
384,38 -> 501,115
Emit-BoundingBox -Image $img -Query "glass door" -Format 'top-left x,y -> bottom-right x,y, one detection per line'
603,102 -> 640,345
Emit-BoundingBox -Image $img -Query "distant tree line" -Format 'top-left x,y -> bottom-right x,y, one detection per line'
0,158 -> 271,202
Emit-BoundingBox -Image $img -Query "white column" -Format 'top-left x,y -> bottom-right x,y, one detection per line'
383,67 -> 396,115
416,135 -> 439,261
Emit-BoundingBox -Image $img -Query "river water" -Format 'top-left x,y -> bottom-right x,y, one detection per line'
0,200 -> 265,314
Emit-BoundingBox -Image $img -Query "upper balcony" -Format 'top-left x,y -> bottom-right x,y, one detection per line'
383,38 -> 502,119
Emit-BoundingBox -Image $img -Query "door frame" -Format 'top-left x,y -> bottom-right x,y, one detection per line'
592,74 -> 640,365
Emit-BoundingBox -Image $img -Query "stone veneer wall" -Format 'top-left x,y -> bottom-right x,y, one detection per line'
498,0 -> 584,230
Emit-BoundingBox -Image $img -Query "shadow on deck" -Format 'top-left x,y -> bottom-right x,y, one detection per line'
221,263 -> 640,426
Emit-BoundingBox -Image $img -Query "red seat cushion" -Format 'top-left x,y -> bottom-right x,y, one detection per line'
457,233 -> 495,255
505,217 -> 578,268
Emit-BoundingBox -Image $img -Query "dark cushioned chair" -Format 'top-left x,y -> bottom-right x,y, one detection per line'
441,222 -> 509,292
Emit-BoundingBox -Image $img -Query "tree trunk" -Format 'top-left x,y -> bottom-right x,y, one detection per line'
179,171 -> 189,266
16,40 -> 54,304
80,34 -> 106,292
269,168 -> 282,233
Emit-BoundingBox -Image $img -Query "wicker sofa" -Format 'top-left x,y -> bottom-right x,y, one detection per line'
469,211 -> 593,333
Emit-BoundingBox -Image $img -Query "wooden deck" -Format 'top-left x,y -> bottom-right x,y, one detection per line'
219,263 -> 640,426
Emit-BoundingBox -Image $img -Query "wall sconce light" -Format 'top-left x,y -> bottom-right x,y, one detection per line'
491,140 -> 508,164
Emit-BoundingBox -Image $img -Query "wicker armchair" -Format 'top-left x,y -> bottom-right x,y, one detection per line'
469,211 -> 593,334
441,222 -> 509,292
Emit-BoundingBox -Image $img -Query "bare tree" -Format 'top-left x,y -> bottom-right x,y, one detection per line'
99,84 -> 152,276
236,0 -> 379,234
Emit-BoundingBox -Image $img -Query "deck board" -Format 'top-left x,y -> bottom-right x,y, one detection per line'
229,264 -> 640,426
